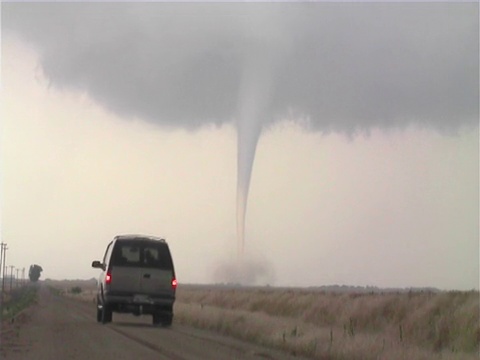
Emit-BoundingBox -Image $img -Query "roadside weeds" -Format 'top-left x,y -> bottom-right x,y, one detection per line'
1,285 -> 38,323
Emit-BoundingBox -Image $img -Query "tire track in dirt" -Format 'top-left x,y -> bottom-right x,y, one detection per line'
107,326 -> 187,360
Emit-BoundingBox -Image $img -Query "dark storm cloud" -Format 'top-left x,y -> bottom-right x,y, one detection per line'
3,2 -> 478,132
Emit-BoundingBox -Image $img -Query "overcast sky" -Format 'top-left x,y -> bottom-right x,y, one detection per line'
1,2 -> 478,290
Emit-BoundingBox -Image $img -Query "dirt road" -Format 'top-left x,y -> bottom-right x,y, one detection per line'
1,285 -> 304,360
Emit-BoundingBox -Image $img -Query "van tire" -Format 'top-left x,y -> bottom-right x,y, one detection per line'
152,313 -> 162,326
101,304 -> 113,324
163,315 -> 173,327
96,307 -> 102,322
152,313 -> 172,327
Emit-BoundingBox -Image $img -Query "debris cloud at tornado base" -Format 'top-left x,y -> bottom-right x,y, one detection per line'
213,256 -> 275,286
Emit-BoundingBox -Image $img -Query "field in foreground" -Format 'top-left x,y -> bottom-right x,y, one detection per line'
49,280 -> 479,360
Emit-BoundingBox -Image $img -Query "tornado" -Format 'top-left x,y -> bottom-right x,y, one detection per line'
236,104 -> 262,256
235,48 -> 275,257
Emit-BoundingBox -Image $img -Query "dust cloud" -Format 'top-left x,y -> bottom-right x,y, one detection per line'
212,256 -> 275,286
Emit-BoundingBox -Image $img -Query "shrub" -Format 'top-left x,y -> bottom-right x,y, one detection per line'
70,286 -> 82,294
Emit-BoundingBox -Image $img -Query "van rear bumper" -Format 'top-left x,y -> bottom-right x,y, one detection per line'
103,292 -> 175,315
104,292 -> 175,306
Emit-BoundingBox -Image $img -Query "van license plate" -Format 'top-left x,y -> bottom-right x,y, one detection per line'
133,295 -> 151,303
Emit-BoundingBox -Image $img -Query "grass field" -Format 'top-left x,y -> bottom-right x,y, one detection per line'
49,280 -> 479,359
175,285 -> 479,359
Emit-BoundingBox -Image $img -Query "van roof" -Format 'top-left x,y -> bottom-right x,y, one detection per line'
114,234 -> 167,243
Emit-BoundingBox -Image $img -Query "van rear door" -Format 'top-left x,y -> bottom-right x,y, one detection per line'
140,243 -> 175,297
108,241 -> 143,294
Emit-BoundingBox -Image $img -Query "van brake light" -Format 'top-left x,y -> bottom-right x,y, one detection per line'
171,278 -> 178,290
105,272 -> 112,284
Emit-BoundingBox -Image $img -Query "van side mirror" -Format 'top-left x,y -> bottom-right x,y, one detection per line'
91,260 -> 105,270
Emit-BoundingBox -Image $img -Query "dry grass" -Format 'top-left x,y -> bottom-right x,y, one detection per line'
46,280 -> 479,359
175,286 -> 479,359
44,278 -> 97,303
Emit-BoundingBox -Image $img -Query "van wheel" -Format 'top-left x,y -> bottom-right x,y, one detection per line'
162,314 -> 173,327
152,313 -> 162,326
101,304 -> 112,324
152,313 -> 172,327
96,307 -> 102,322
96,296 -> 102,322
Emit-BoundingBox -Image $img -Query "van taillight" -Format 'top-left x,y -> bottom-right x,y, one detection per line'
171,278 -> 178,290
105,272 -> 112,284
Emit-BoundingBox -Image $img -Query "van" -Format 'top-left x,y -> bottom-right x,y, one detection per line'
92,235 -> 177,326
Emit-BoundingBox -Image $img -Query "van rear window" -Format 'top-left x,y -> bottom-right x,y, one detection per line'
111,241 -> 173,270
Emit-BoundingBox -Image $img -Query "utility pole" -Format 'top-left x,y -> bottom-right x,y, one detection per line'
0,243 -> 4,284
1,244 -> 7,296
15,268 -> 20,288
9,265 -> 14,292
22,267 -> 25,286
0,243 -> 5,307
